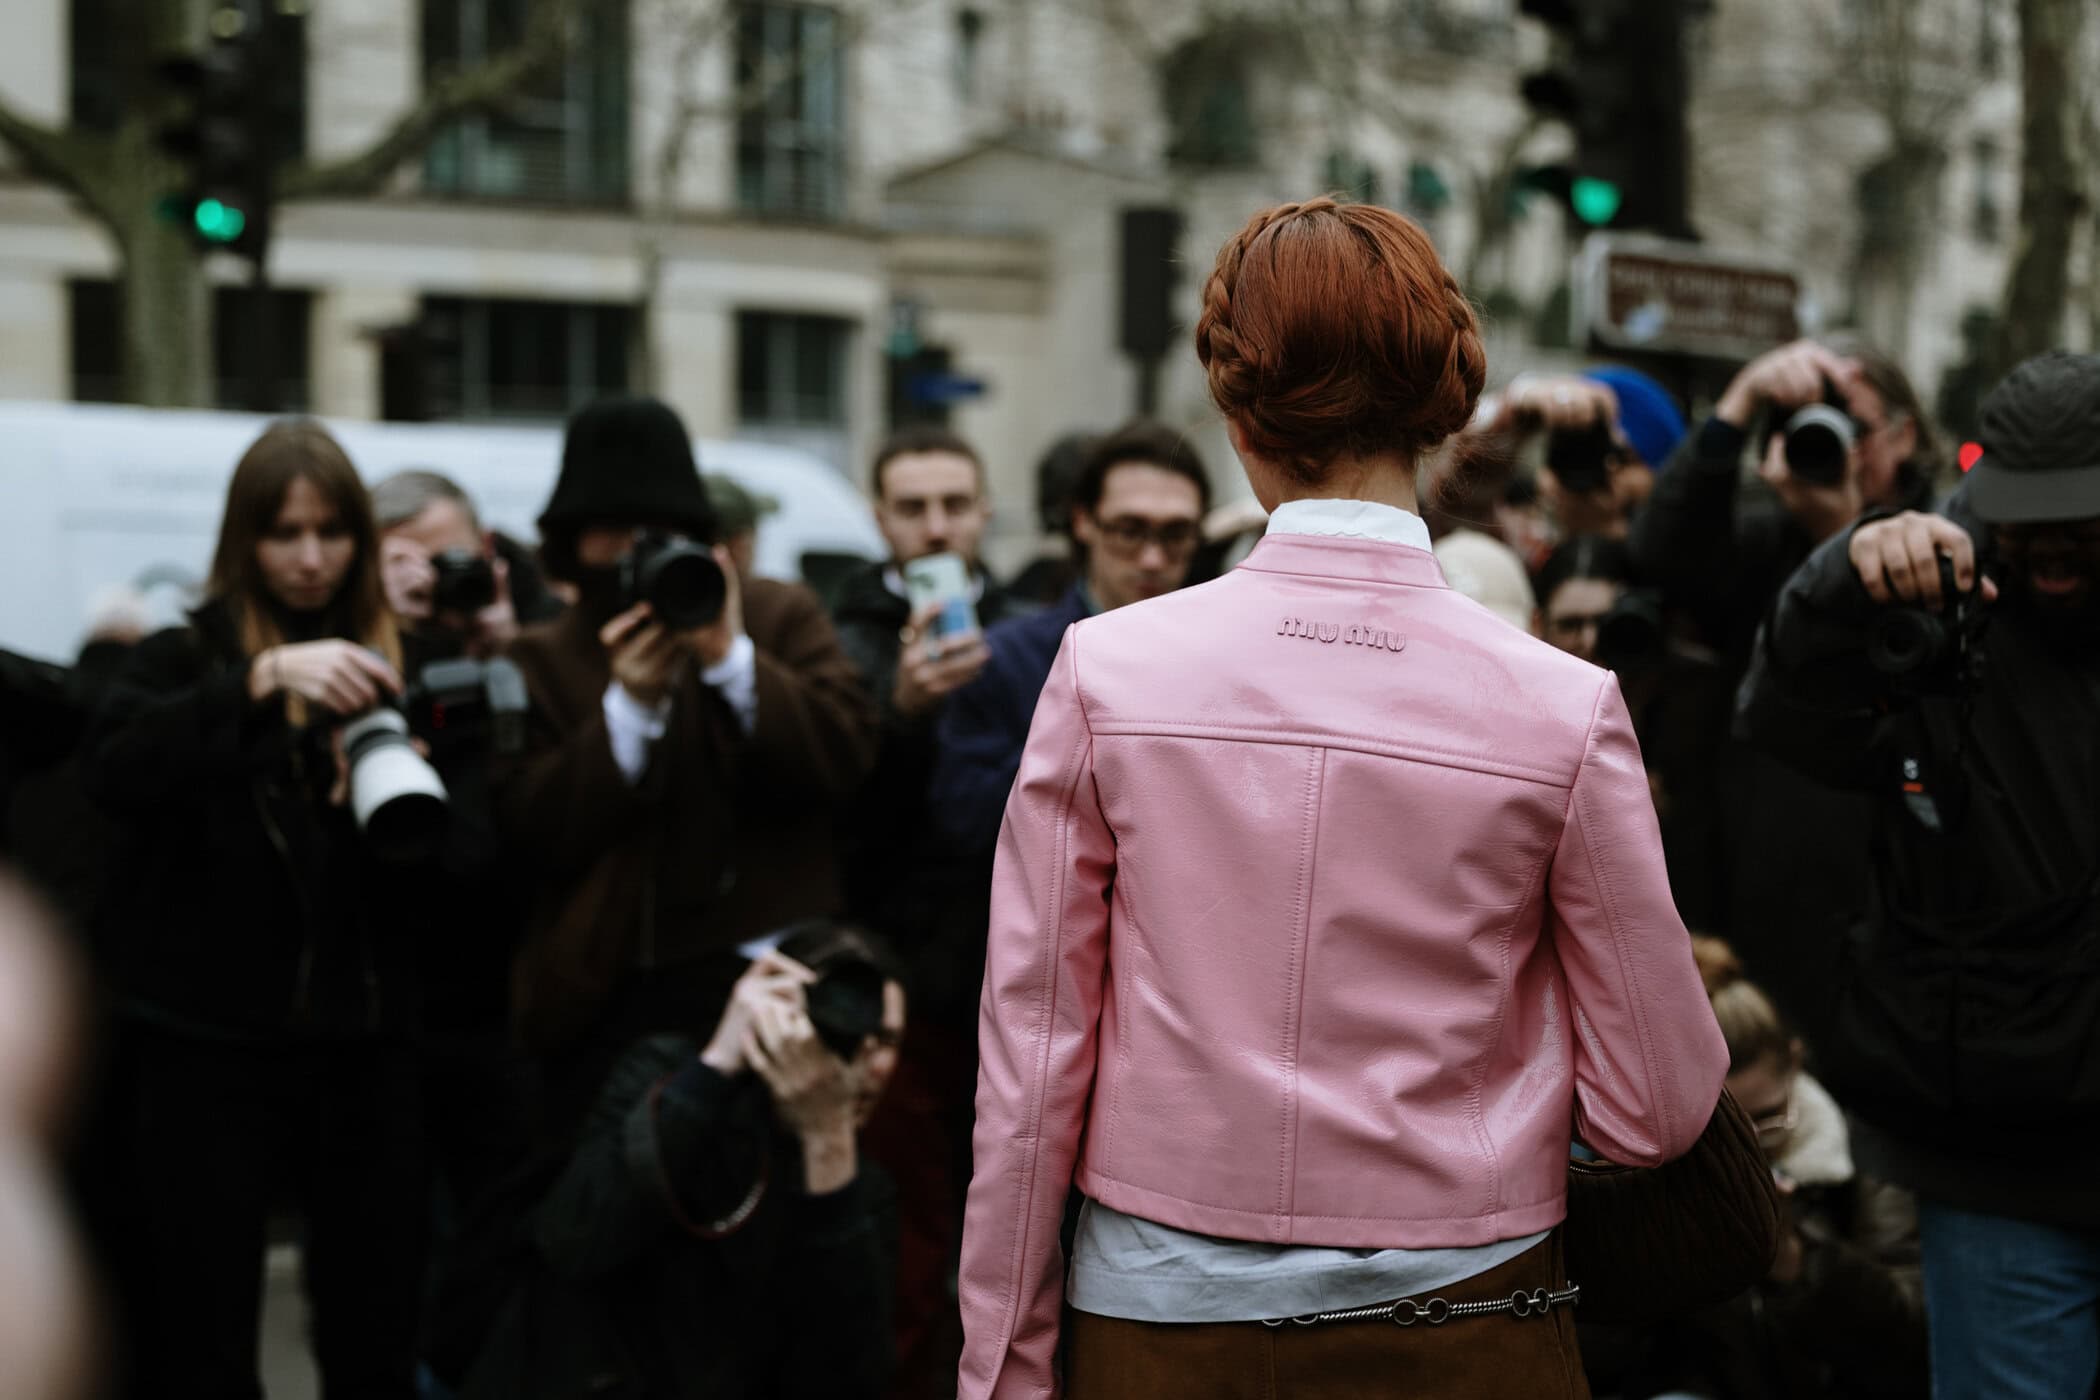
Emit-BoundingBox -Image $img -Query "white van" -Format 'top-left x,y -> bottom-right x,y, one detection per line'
0,402 -> 884,663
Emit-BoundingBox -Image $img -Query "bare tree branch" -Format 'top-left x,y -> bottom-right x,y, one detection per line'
0,96 -> 119,225
276,0 -> 594,201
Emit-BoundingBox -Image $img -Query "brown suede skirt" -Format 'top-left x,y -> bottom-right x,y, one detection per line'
1066,1233 -> 1590,1399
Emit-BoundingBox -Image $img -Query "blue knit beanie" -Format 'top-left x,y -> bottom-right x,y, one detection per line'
1584,366 -> 1687,471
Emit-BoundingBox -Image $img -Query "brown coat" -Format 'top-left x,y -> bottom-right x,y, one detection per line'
496,578 -> 878,1053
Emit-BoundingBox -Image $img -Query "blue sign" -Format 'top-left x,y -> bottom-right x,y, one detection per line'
908,372 -> 989,405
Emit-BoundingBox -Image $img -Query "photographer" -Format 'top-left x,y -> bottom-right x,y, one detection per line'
1738,352 -> 2100,1397
1532,536 -> 1728,928
1631,338 -> 1938,665
494,397 -> 877,1136
1472,368 -> 1685,547
370,470 -> 547,1244
80,421 -> 428,1398
454,922 -> 903,1399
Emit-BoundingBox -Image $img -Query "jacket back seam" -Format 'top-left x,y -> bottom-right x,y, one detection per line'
1276,747 -> 1325,1237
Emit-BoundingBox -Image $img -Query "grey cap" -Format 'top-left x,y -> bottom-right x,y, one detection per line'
703,473 -> 780,537
1966,351 -> 2100,524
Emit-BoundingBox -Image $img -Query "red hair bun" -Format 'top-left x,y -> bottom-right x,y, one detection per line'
1196,198 -> 1485,483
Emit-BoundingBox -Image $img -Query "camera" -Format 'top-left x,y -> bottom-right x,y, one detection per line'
1546,419 -> 1618,497
1868,555 -> 1989,697
429,548 -> 497,615
1775,379 -> 1858,487
405,656 -> 529,761
341,708 -> 448,862
804,954 -> 888,1062
341,657 -> 530,859
620,531 -> 726,630
1597,588 -> 1668,673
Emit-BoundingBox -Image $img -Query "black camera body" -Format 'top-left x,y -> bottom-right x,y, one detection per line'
1867,556 -> 1989,697
1769,379 -> 1859,487
1546,419 -> 1618,497
429,548 -> 497,615
619,532 -> 726,630
405,656 -> 530,760
1597,588 -> 1668,673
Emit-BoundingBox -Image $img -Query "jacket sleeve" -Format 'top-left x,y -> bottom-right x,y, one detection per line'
957,631 -> 1115,1400
929,655 -> 1031,856
1628,418 -> 1750,603
744,585 -> 880,808
81,629 -> 276,819
1734,518 -> 1941,790
491,646 -> 657,879
1548,674 -> 1728,1167
531,1040 -> 767,1282
775,1172 -> 894,1399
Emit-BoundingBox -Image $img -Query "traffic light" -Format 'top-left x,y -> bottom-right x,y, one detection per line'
1518,0 -> 1690,238
155,21 -> 272,258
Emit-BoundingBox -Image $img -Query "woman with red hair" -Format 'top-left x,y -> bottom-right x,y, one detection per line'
956,199 -> 1730,1398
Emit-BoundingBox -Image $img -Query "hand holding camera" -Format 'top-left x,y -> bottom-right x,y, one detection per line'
382,537 -> 519,658
600,605 -> 690,708
248,639 -> 403,713
700,952 -> 816,1076
1849,512 -> 1996,609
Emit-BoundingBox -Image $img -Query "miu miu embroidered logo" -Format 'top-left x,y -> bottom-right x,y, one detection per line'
1276,617 -> 1407,653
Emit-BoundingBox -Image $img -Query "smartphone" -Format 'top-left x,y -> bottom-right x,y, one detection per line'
903,551 -> 981,652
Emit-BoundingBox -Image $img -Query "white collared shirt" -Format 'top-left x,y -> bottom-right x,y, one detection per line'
1264,497 -> 1433,552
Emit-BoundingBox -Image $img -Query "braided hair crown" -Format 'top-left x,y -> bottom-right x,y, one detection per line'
1195,197 -> 1485,484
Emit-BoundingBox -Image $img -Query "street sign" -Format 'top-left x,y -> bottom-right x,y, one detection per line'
908,371 -> 988,406
1574,234 -> 1802,360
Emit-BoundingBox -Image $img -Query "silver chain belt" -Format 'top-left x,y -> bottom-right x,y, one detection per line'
1260,1282 -> 1580,1329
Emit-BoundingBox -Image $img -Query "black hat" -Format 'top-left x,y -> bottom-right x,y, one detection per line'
538,396 -> 718,545
1966,352 -> 2100,524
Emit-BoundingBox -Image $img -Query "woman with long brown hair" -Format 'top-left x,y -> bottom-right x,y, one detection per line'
83,420 -> 430,1398
956,200 -> 1730,1397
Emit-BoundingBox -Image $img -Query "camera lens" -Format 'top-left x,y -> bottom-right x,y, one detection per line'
1867,611 -> 1950,679
340,708 -> 448,861
637,540 -> 727,630
1783,403 -> 1855,487
430,549 -> 497,615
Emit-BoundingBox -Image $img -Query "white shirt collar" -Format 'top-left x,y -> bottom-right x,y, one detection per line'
1263,499 -> 1433,553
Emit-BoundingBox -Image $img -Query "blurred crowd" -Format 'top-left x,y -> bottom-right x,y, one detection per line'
0,320 -> 2096,1400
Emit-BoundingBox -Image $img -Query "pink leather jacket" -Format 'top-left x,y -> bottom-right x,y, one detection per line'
958,532 -> 1729,1398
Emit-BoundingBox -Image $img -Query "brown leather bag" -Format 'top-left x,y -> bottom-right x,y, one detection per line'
1561,1088 -> 1782,1324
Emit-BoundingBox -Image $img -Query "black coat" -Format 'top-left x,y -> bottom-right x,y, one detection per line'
1738,500 -> 2100,1222
80,601 -> 433,1039
831,560 -> 1024,1017
455,1034 -> 894,1400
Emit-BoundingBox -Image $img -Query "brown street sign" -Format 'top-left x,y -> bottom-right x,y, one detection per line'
1575,234 -> 1803,360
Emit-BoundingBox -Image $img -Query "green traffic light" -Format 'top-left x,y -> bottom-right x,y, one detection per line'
193,197 -> 247,243
1570,177 -> 1622,227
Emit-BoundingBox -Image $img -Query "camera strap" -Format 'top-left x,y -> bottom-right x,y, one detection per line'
1890,700 -> 1971,836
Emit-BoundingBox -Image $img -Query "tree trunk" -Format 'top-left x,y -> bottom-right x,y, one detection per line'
115,199 -> 212,408
115,0 -> 213,407
1990,0 -> 2088,382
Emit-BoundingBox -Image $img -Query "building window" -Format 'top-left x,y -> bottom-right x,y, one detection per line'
69,281 -> 313,409
738,312 -> 849,426
1323,151 -> 1381,207
1971,136 -> 2002,243
416,297 -> 633,420
954,8 -> 985,100
736,4 -> 847,221
424,0 -> 630,203
71,0 -> 308,158
1162,32 -> 1258,169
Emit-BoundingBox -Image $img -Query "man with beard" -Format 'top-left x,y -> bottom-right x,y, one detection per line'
1739,352 -> 2100,1400
494,398 -> 877,1136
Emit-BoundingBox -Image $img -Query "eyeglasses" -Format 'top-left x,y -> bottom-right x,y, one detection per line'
1751,1081 -> 1798,1152
1094,515 -> 1201,558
